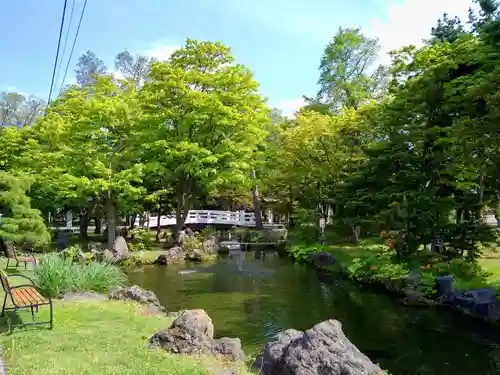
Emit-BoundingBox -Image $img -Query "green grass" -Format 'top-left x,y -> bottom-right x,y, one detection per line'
34,254 -> 127,297
0,299 -> 251,375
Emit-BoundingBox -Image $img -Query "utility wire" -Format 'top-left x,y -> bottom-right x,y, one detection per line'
54,0 -> 76,96
47,0 -> 69,106
59,0 -> 89,96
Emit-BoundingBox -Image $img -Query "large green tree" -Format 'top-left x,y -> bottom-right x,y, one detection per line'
140,39 -> 269,238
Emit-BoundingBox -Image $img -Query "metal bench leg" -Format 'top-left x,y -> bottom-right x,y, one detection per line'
49,303 -> 53,330
1,294 -> 6,317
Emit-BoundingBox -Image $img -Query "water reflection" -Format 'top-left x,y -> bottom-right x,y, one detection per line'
127,250 -> 500,375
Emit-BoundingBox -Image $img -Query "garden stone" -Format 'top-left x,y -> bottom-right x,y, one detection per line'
109,285 -> 165,312
113,236 -> 129,254
149,309 -> 245,362
213,337 -> 245,361
453,288 -> 499,320
185,250 -> 204,262
62,292 -> 107,302
153,246 -> 184,265
252,319 -> 384,375
435,275 -> 454,301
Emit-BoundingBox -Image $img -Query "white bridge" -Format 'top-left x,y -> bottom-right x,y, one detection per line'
135,210 -> 275,228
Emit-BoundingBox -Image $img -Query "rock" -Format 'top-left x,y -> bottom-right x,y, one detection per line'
203,235 -> 219,253
252,329 -> 303,374
62,292 -> 107,302
252,319 -> 384,375
167,311 -> 182,319
185,227 -> 194,236
435,275 -> 454,301
153,246 -> 184,265
402,293 -> 434,307
102,249 -> 115,262
113,236 -> 129,254
149,309 -> 244,362
170,309 -> 214,338
309,252 -> 336,269
213,337 -> 245,361
108,285 -> 165,312
185,250 -> 205,262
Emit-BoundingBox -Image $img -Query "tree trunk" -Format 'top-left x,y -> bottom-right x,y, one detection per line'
79,211 -> 89,239
156,210 -> 162,242
251,170 -> 263,229
106,198 -> 116,249
350,224 -> 361,243
174,192 -> 191,243
94,217 -> 102,234
129,214 -> 137,229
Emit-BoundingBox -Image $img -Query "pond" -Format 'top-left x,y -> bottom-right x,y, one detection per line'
127,250 -> 500,375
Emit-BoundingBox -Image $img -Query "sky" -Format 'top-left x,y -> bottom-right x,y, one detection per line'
0,0 -> 478,116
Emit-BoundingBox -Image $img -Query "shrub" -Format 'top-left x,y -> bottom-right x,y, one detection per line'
34,254 -> 126,297
287,244 -> 329,263
129,227 -> 156,248
346,255 -> 409,282
182,235 -> 203,252
129,242 -> 147,252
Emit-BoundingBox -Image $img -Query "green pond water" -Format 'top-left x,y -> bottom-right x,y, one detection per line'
127,250 -> 500,375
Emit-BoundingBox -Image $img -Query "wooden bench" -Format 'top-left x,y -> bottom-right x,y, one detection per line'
0,271 -> 53,332
4,243 -> 37,270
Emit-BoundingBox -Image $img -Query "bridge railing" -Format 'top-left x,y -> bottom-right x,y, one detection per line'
135,210 -> 258,228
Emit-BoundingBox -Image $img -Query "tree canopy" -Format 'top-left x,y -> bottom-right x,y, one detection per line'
1,0 -> 500,258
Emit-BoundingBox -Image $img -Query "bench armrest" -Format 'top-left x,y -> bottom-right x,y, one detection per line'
8,273 -> 36,285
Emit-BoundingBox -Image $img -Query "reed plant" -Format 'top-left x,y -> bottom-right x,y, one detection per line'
34,254 -> 126,297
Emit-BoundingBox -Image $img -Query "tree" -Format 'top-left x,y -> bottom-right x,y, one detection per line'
115,51 -> 153,85
34,76 -> 144,248
429,13 -> 467,44
316,27 -> 389,110
140,39 -> 269,239
0,92 -> 44,128
75,50 -> 108,87
0,171 -> 50,254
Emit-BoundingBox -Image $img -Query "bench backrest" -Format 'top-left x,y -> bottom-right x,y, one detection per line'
0,271 -> 10,293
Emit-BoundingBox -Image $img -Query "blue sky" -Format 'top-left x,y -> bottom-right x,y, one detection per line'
0,0 -> 475,116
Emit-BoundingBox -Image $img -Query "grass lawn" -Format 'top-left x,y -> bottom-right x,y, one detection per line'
0,261 -> 250,375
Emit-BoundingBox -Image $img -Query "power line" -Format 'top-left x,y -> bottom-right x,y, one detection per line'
59,0 -> 89,96
54,0 -> 76,96
47,0 -> 69,106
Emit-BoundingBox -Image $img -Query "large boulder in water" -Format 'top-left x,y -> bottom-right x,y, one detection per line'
252,319 -> 384,375
149,309 -> 245,361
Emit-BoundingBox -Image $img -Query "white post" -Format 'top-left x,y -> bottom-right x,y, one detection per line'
267,208 -> 273,224
66,211 -> 73,230
239,210 -> 246,226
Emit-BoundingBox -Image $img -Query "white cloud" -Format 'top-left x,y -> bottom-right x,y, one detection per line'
275,97 -> 306,118
142,42 -> 181,61
368,0 -> 480,65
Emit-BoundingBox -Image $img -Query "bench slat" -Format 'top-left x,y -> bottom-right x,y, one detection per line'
12,287 -> 46,307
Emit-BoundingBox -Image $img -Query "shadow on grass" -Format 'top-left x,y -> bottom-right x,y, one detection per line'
0,310 -> 52,335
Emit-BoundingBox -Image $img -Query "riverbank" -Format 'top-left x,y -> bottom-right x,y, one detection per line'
286,238 -> 500,318
0,297 -> 251,375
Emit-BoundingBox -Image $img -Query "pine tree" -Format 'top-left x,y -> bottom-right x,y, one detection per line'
0,171 -> 50,253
